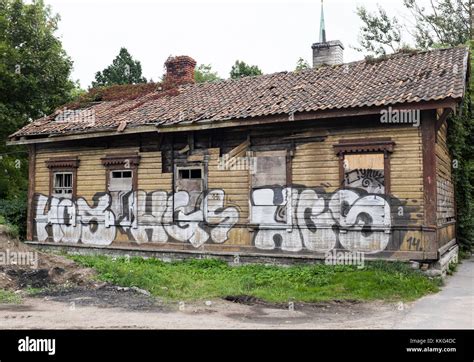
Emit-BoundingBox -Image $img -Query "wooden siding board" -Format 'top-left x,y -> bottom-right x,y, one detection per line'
29,118 -> 435,259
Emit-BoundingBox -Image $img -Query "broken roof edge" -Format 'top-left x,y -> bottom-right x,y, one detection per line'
7,97 -> 462,146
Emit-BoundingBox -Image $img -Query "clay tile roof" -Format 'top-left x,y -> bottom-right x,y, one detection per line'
9,46 -> 469,140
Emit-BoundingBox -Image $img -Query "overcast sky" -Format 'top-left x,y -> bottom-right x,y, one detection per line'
44,0 -> 423,88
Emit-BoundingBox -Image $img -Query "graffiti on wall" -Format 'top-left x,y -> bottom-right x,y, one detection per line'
344,168 -> 385,194
35,189 -> 239,248
34,186 -> 414,253
251,187 -> 393,253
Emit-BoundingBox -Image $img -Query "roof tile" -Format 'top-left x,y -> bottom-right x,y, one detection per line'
10,46 -> 469,139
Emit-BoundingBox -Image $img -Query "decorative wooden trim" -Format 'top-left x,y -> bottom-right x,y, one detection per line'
101,153 -> 140,191
27,144 -> 36,241
334,138 -> 395,194
101,154 -> 141,167
333,138 -> 395,155
45,157 -> 80,169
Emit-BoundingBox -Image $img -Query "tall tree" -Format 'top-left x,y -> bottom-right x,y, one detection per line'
404,0 -> 471,49
92,47 -> 147,87
355,5 -> 403,56
355,0 -> 471,55
0,0 -> 75,139
0,0 -> 76,237
194,64 -> 221,83
229,60 -> 262,79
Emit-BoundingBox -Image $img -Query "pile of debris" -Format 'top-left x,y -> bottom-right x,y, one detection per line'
0,225 -> 96,291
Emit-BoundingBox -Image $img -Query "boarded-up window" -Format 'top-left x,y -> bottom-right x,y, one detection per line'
343,153 -> 385,194
107,170 -> 134,223
108,170 -> 133,192
101,154 -> 140,227
174,166 -> 205,221
251,150 -> 287,187
250,150 -> 288,225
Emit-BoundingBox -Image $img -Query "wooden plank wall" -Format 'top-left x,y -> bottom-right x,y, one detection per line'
435,120 -> 456,247
30,118 -> 431,257
293,124 -> 423,222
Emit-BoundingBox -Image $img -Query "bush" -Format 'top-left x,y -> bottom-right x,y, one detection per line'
5,223 -> 19,239
0,192 -> 27,240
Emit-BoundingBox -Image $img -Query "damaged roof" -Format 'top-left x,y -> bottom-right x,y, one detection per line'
9,46 -> 469,141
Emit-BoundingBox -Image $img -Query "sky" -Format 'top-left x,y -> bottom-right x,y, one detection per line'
42,0 -> 422,88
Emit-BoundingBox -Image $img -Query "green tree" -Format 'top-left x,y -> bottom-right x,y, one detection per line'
229,60 -> 262,79
92,47 -> 147,87
404,0 -> 471,49
446,39 -> 474,250
354,5 -> 403,56
194,64 -> 221,83
295,57 -> 310,72
0,0 -> 77,238
355,0 -> 471,56
356,1 -> 473,250
0,0 -> 75,145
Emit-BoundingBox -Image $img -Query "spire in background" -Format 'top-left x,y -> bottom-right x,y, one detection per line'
312,0 -> 343,68
319,0 -> 326,43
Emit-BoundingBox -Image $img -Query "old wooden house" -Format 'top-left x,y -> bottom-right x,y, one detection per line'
8,43 -> 470,270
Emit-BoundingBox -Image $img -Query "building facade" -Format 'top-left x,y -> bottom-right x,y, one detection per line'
8,47 -> 469,266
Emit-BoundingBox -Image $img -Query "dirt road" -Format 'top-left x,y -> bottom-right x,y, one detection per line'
1,257 -> 472,329
0,292 -> 400,329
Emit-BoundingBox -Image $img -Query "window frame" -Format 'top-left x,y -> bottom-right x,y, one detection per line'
52,171 -> 74,198
111,170 -> 133,179
177,166 -> 203,181
333,138 -> 395,194
101,154 -> 141,192
249,148 -> 293,227
173,164 -> 207,222
108,169 -> 134,192
101,154 -> 140,228
45,157 -> 79,199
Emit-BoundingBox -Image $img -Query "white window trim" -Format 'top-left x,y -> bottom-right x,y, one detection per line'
52,172 -> 73,199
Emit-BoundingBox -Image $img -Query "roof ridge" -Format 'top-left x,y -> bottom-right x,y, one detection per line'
187,46 -> 469,89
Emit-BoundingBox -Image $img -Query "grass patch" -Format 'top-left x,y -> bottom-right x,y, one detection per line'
4,223 -> 19,239
0,289 -> 21,304
0,215 -> 20,239
69,255 -> 441,303
25,287 -> 44,296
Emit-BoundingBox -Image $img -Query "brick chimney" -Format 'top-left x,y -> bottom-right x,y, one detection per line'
312,40 -> 344,67
164,55 -> 196,86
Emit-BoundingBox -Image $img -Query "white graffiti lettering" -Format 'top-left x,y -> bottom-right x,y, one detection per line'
251,187 -> 392,253
34,189 -> 239,248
